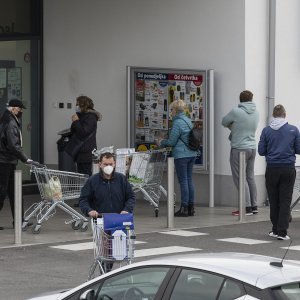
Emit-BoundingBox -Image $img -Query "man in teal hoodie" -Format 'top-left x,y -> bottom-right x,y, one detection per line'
222,90 -> 259,216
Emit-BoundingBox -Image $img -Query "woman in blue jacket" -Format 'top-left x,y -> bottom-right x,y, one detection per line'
160,100 -> 198,217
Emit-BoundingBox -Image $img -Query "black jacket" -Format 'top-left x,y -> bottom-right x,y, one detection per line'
0,109 -> 28,164
65,109 -> 101,163
79,171 -> 135,215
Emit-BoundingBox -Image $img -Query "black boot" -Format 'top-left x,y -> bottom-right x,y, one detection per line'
188,204 -> 195,216
174,206 -> 188,217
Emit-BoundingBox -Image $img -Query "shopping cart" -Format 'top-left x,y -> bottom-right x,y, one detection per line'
290,166 -> 300,222
22,164 -> 89,234
88,213 -> 135,279
117,149 -> 171,217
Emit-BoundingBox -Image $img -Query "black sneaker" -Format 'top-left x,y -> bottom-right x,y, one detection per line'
252,206 -> 258,214
0,226 -> 4,230
246,207 -> 253,216
268,231 -> 278,238
277,235 -> 290,241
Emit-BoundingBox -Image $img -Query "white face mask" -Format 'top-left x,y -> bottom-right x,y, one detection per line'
103,165 -> 114,175
75,105 -> 81,113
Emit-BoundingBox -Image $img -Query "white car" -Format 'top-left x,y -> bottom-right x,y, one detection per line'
28,252 -> 300,300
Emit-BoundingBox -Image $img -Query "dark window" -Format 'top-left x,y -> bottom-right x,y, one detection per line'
170,268 -> 224,300
96,267 -> 170,300
272,282 -> 300,300
0,0 -> 41,37
218,279 -> 245,300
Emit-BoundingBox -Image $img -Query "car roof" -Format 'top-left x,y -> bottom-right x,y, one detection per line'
138,252 -> 300,289
52,252 -> 300,299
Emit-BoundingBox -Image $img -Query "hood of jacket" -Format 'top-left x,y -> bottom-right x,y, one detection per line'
86,109 -> 102,121
269,117 -> 288,130
238,102 -> 257,114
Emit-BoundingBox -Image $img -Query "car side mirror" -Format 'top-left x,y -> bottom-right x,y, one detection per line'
79,289 -> 95,300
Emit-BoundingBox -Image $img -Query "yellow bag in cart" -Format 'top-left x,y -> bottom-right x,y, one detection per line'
43,176 -> 63,201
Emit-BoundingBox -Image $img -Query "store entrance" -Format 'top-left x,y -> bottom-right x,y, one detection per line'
0,40 -> 42,181
0,0 -> 42,184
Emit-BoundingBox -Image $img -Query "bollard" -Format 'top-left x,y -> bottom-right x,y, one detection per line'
167,157 -> 174,228
14,170 -> 22,245
238,151 -> 246,222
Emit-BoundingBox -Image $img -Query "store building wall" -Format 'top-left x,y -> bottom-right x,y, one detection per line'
43,0 -> 300,206
275,0 -> 300,134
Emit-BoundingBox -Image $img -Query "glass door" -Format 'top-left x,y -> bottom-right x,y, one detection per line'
0,40 -> 41,181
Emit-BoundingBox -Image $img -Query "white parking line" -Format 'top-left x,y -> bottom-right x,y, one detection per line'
159,230 -> 208,237
134,246 -> 201,257
50,240 -> 146,251
217,237 -> 272,245
281,245 -> 300,251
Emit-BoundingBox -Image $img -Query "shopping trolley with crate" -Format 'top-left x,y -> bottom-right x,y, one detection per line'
22,164 -> 89,234
290,166 -> 300,222
88,213 -> 135,279
116,148 -> 171,217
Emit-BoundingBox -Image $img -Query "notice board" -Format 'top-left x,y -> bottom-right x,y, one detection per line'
127,66 -> 210,170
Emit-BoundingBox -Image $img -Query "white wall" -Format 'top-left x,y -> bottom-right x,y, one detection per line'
44,0 -> 247,166
43,0 -> 300,205
245,0 -> 269,175
275,0 -> 300,130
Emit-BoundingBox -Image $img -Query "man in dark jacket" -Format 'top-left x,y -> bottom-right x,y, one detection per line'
0,99 -> 34,230
79,151 -> 135,273
258,104 -> 300,241
79,152 -> 135,218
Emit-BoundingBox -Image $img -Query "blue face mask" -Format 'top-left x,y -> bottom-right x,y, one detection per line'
75,105 -> 81,113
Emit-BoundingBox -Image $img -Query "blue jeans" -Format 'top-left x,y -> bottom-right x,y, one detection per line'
174,157 -> 196,207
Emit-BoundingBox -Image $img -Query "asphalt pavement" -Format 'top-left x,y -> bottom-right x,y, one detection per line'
0,194 -> 300,300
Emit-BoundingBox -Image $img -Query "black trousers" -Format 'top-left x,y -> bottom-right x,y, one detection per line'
77,162 -> 92,176
0,163 -> 24,221
265,167 -> 296,237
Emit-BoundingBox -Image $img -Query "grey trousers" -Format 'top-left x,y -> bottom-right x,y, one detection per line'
230,148 -> 257,208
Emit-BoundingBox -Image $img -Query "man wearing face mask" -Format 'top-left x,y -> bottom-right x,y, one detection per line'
0,99 -> 35,230
79,152 -> 135,218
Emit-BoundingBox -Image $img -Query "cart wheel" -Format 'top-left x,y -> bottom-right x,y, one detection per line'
155,209 -> 159,217
289,214 -> 292,223
32,225 -> 41,234
72,221 -> 82,230
80,223 -> 88,232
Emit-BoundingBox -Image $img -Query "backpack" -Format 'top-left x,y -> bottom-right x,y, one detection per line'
179,118 -> 202,151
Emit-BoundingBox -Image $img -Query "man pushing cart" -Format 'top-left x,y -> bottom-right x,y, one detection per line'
79,151 -> 136,275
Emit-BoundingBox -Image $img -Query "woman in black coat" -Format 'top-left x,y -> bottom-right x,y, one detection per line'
65,95 -> 102,176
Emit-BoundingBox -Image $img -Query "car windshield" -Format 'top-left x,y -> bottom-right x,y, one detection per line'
272,282 -> 300,299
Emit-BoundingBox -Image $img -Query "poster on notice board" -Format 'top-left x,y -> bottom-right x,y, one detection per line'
127,67 -> 207,168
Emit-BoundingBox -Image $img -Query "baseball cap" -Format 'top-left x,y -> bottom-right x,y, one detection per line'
7,99 -> 26,109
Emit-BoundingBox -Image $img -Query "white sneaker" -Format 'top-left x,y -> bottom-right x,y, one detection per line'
277,235 -> 290,241
268,231 -> 278,238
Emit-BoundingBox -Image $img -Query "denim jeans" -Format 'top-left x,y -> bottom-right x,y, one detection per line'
174,157 -> 196,207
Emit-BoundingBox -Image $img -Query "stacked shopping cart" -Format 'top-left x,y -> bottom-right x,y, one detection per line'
116,148 -> 170,217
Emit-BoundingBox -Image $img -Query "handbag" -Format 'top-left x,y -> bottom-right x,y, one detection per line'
64,130 -> 96,159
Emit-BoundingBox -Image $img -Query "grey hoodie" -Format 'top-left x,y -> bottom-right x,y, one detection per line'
222,102 -> 259,149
